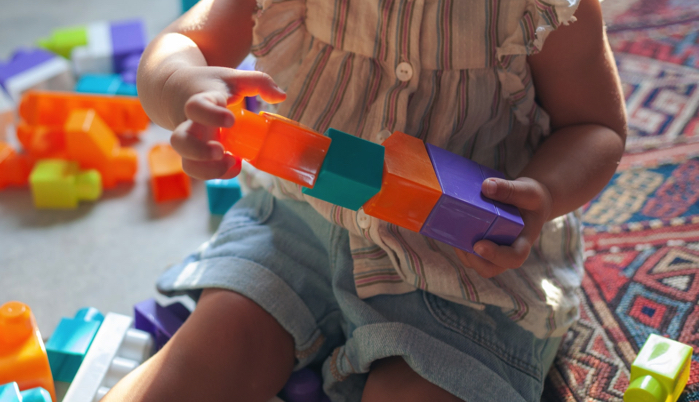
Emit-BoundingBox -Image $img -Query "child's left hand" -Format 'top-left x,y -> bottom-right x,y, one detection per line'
454,177 -> 553,278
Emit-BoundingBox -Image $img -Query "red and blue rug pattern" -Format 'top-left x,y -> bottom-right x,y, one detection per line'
543,0 -> 699,400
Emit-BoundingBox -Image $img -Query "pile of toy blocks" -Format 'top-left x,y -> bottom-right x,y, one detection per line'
0,299 -> 331,402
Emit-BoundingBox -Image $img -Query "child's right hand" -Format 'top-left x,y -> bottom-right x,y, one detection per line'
168,66 -> 286,180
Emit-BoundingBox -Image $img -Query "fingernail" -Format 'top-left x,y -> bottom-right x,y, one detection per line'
474,245 -> 485,257
485,179 -> 497,196
223,114 -> 235,127
210,147 -> 224,160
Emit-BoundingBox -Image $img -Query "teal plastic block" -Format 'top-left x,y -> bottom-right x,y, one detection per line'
302,128 -> 384,210
0,383 -> 21,402
19,388 -> 51,402
75,74 -> 137,97
181,0 -> 199,13
45,307 -> 104,382
206,177 -> 242,215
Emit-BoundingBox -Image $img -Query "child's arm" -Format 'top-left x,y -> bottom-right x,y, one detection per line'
456,0 -> 627,277
137,0 -> 285,179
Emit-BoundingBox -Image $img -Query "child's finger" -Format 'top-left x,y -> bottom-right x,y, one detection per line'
184,91 -> 235,128
454,249 -> 508,279
481,177 -> 550,212
223,70 -> 286,104
181,154 -> 240,181
171,121 -> 224,161
472,237 -> 531,271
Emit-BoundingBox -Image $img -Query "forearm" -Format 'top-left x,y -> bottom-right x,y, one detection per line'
518,123 -> 625,220
136,0 -> 257,129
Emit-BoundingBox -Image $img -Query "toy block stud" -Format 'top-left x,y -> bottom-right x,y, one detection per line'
63,313 -> 153,402
46,308 -> 104,382
302,128 -> 384,211
220,105 -> 331,188
29,160 -> 102,209
0,90 -> 13,142
0,49 -> 74,102
16,124 -> 66,160
283,368 -> 324,402
0,302 -> 56,402
64,109 -> 138,189
420,144 -> 522,253
0,142 -> 32,190
134,299 -> 191,351
363,131 -> 442,232
625,334 -> 693,402
206,177 -> 242,215
38,25 -> 89,59
19,90 -> 149,136
148,144 -> 191,203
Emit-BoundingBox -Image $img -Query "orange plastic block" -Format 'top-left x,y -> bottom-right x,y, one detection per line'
0,142 -> 32,190
363,131 -> 442,232
16,122 -> 67,159
0,301 -> 56,402
148,143 -> 191,203
220,105 -> 331,188
64,109 -> 138,189
19,90 -> 149,136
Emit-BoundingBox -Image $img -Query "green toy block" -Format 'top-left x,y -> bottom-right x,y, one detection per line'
29,160 -> 102,209
38,26 -> 88,59
302,128 -> 384,211
625,334 -> 694,402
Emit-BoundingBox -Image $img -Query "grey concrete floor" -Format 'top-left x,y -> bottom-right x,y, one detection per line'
0,0 -> 211,340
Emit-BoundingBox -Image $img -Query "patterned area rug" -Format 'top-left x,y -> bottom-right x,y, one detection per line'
543,1 -> 699,400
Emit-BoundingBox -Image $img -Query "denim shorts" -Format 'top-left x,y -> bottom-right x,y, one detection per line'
157,189 -> 561,402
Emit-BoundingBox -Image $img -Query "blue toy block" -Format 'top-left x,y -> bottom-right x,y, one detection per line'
45,307 -> 104,382
0,384 -> 51,402
0,383 -> 20,402
75,74 -> 137,96
182,0 -> 199,13
134,299 -> 190,351
302,128 -> 384,211
206,177 -> 242,215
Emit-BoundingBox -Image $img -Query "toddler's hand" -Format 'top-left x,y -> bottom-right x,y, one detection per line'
167,67 -> 286,180
454,177 -> 553,278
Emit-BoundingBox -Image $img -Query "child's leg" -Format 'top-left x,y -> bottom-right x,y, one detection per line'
361,357 -> 464,402
103,288 -> 295,402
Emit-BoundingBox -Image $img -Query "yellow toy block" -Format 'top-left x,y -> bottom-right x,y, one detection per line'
625,334 -> 694,402
29,159 -> 102,209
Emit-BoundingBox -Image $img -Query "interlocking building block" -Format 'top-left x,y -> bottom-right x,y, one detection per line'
206,177 -> 242,215
29,160 -> 102,209
624,334 -> 693,402
134,299 -> 191,351
479,165 -> 525,246
0,302 -> 56,402
0,49 -> 74,102
0,143 -> 32,190
420,144 -> 523,253
19,90 -> 149,136
76,74 -> 137,97
148,144 -> 190,203
110,20 -> 146,75
64,109 -> 138,189
46,308 -> 104,382
220,106 -> 331,188
0,90 -> 13,142
16,124 -> 66,160
0,383 -> 52,402
182,0 -> 200,13
283,368 -> 324,402
62,313 -> 153,402
38,25 -> 89,59
363,131 -> 442,232
302,128 -> 384,211
70,20 -> 145,76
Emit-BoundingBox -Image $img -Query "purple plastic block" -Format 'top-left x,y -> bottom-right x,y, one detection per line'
479,165 -> 524,245
164,301 -> 191,323
0,48 -> 55,91
420,144 -> 499,253
283,368 -> 322,402
133,298 -> 189,350
110,20 -> 146,74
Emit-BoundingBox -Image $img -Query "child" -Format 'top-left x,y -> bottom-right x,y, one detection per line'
106,0 -> 626,400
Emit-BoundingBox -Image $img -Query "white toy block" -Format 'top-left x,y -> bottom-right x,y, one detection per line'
0,90 -> 13,142
62,312 -> 153,402
72,22 -> 114,76
4,57 -> 74,102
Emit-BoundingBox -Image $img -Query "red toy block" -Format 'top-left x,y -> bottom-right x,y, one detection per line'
0,142 -> 32,190
19,90 -> 149,136
363,131 -> 442,232
64,109 -> 137,189
220,104 -> 331,188
0,302 -> 56,402
148,143 -> 190,203
16,123 -> 67,159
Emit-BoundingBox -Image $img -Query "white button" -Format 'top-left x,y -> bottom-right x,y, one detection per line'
396,62 -> 413,82
357,208 -> 371,229
376,129 -> 391,144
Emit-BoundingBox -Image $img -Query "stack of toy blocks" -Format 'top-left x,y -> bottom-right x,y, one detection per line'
133,298 -> 191,351
0,382 -> 51,402
0,302 -> 56,402
220,111 -> 524,253
45,308 -> 104,382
